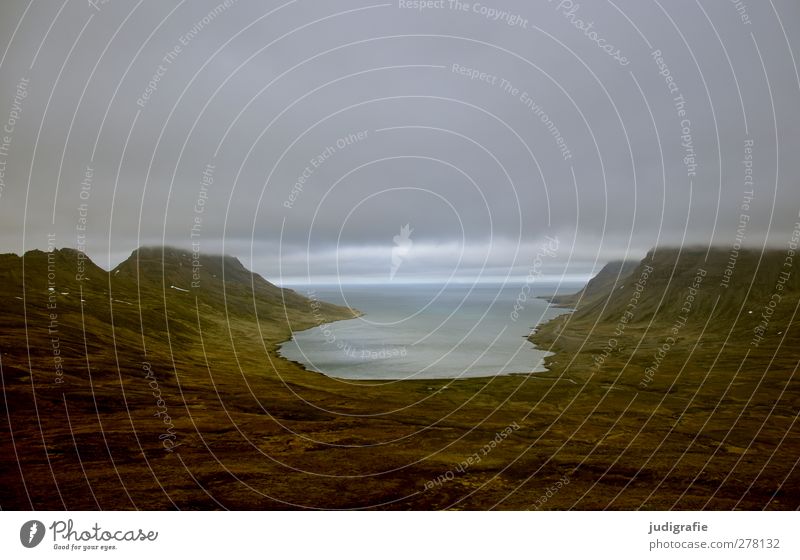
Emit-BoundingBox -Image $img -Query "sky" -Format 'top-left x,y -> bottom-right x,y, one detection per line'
0,0 -> 798,284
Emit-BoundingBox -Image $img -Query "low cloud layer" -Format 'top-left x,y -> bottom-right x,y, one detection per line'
0,0 -> 798,283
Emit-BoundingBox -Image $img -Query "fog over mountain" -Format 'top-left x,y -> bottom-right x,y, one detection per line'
0,0 -> 798,283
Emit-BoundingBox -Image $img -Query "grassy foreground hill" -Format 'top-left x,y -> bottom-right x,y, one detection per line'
0,245 -> 798,510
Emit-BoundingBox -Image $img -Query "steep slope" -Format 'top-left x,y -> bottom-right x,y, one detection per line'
0,247 -> 106,294
540,247 -> 800,331
111,246 -> 356,327
532,246 -> 800,385
547,259 -> 639,308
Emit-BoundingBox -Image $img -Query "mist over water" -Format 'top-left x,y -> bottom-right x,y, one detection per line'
279,282 -> 580,380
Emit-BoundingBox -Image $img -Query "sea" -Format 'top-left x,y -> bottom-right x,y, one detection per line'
278,281 -> 583,380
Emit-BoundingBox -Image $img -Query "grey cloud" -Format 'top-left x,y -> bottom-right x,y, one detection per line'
0,0 -> 798,281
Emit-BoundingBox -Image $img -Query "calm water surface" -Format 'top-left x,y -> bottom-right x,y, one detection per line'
278,282 -> 579,380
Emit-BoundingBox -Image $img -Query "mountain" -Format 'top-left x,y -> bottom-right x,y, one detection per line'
0,247 -> 106,292
536,247 -> 800,334
547,259 -> 639,308
0,246 -> 358,363
532,246 -> 800,392
111,246 -> 355,325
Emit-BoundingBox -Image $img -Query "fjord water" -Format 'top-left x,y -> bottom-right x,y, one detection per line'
278,282 -> 580,380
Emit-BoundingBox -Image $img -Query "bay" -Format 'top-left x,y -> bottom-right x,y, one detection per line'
278,282 -> 580,380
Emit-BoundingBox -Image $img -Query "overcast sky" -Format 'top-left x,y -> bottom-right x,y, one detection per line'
0,0 -> 798,284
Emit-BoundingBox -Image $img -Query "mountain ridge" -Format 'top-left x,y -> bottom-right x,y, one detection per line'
532,245 -> 800,379
546,259 -> 639,309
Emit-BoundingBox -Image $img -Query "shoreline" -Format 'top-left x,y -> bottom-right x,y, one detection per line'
277,296 -> 571,383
